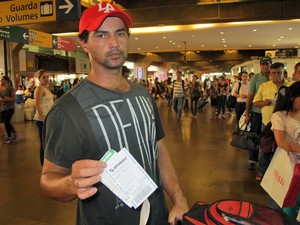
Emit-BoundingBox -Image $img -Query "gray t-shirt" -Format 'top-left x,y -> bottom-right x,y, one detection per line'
44,79 -> 168,225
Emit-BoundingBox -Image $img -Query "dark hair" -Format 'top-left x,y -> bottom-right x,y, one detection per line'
122,66 -> 131,75
78,30 -> 89,43
294,62 -> 300,72
275,81 -> 300,113
2,76 -> 12,85
270,62 -> 284,70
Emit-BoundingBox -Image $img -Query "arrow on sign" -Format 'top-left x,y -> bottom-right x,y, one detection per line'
59,0 -> 74,14
23,33 -> 28,40
53,39 -> 57,46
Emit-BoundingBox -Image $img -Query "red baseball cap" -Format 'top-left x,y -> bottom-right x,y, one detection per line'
79,2 -> 133,35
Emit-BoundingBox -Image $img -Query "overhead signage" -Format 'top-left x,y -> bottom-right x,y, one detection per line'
0,26 -> 76,51
0,26 -> 29,44
52,36 -> 75,51
0,0 -> 81,27
56,0 -> 81,21
29,29 -> 52,48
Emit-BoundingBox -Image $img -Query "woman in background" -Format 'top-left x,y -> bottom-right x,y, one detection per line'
189,75 -> 201,118
0,76 -> 16,144
33,69 -> 54,165
271,81 -> 300,218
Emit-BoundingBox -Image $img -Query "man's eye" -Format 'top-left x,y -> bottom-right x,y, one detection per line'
97,33 -> 106,38
116,32 -> 126,37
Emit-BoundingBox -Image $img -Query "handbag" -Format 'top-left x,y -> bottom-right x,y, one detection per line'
261,147 -> 300,208
230,124 -> 259,151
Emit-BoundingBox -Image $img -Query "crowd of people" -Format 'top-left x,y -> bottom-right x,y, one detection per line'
1,2 -> 300,222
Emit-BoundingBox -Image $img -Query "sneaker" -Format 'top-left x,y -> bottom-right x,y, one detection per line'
4,137 -> 13,144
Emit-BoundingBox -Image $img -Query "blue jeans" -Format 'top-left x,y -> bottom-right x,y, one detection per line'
217,95 -> 227,115
248,111 -> 262,163
173,96 -> 183,119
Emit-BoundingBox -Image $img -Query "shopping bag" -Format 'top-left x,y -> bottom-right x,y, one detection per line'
261,147 -> 300,208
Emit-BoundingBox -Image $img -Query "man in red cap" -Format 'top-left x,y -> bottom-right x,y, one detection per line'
40,2 -> 188,225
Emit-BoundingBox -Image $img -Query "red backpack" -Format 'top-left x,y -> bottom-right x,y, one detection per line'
183,199 -> 300,225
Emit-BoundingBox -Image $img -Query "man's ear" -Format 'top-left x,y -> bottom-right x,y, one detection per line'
78,39 -> 89,53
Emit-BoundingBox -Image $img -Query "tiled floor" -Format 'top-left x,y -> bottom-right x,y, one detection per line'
0,100 -> 267,225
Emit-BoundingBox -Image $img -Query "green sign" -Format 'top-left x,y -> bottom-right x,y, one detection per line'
0,26 -> 29,44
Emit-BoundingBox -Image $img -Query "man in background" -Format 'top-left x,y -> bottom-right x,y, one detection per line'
245,57 -> 271,170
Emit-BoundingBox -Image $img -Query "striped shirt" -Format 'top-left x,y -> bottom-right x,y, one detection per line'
173,80 -> 184,97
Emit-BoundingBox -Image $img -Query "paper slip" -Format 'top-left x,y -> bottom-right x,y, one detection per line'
100,148 -> 157,209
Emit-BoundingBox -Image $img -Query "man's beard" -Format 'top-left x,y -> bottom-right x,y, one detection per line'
94,48 -> 127,70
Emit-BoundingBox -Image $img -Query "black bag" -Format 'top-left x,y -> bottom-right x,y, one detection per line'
183,199 -> 300,225
230,125 -> 260,151
226,95 -> 237,108
191,90 -> 201,100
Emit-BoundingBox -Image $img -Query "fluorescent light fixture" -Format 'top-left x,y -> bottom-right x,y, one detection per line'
131,26 -> 179,34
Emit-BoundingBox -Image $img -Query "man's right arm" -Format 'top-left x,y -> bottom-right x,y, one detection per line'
40,159 -> 106,202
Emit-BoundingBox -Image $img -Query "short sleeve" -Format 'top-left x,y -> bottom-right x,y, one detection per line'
248,74 -> 257,95
271,111 -> 286,132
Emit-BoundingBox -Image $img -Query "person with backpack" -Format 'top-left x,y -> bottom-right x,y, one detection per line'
232,71 -> 249,130
173,71 -> 185,121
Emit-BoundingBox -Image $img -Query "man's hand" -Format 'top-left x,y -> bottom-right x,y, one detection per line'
168,197 -> 189,225
69,160 -> 107,200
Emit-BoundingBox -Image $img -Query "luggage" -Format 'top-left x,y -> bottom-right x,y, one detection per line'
198,96 -> 208,109
183,199 -> 300,225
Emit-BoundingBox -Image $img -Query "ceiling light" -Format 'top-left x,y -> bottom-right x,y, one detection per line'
163,36 -> 166,39
220,32 -> 224,35
135,37 -> 138,40
224,45 -> 227,47
248,45 -> 252,47
253,29 -> 257,32
192,24 -> 214,29
131,26 -> 179,34
138,48 -> 141,50
288,28 -> 293,30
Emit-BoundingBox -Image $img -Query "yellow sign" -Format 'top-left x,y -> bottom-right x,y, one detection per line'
29,29 -> 52,48
0,0 -> 56,26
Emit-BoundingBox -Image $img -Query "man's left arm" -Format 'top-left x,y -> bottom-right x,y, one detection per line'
157,139 -> 189,225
